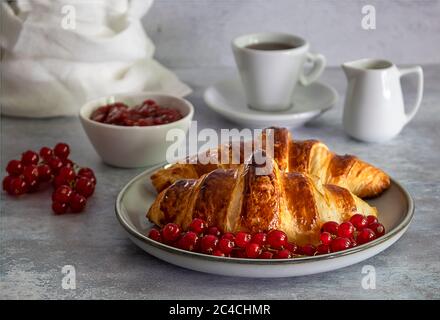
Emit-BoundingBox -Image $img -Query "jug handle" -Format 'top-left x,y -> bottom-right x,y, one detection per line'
399,66 -> 424,125
299,52 -> 326,86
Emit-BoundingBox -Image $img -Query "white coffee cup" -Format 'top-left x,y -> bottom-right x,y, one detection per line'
232,32 -> 326,111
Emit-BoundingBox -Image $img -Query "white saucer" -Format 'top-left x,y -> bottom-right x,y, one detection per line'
203,78 -> 338,128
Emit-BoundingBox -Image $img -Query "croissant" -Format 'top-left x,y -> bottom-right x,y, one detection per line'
151,127 -> 390,198
147,157 -> 377,246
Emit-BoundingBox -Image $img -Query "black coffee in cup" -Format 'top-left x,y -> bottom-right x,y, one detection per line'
245,42 -> 296,51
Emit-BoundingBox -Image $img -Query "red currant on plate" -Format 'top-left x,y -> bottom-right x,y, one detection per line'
258,251 -> 274,259
331,237 -> 351,252
189,218 -> 207,234
320,232 -> 333,245
161,223 -> 181,243
273,249 -> 292,259
316,244 -> 330,255
266,230 -> 287,249
368,223 -> 386,237
321,221 -> 339,235
357,228 -> 376,245
221,232 -> 235,241
250,232 -> 267,246
245,242 -> 262,258
200,235 -> 218,254
148,228 -> 162,242
212,250 -> 225,257
285,242 -> 298,254
366,215 -> 378,226
6,160 -> 24,176
301,244 -> 316,256
235,231 -> 251,249
337,222 -> 355,238
177,231 -> 198,251
207,226 -> 221,237
350,214 -> 368,230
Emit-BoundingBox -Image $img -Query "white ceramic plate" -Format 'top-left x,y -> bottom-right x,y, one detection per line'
203,78 -> 338,128
115,164 -> 414,278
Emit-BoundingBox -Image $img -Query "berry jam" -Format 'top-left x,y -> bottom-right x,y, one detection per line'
90,99 -> 183,126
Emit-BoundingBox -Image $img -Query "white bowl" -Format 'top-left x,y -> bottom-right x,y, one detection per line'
79,92 -> 194,168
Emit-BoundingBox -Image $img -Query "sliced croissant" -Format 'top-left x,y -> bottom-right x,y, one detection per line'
148,157 -> 377,246
151,128 -> 390,198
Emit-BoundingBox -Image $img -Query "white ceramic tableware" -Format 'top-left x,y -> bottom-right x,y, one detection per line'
79,92 -> 194,168
115,164 -> 414,278
203,77 -> 338,128
232,32 -> 326,111
342,59 -> 423,142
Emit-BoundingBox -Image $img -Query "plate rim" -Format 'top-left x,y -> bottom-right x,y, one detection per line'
115,163 -> 414,265
203,78 -> 339,121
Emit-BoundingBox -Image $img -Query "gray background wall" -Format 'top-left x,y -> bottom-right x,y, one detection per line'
142,0 -> 440,68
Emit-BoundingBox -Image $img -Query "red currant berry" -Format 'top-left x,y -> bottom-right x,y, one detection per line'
357,228 -> 376,245
144,99 -> 156,106
366,215 -> 378,225
235,231 -> 251,249
273,249 -> 292,259
218,238 -> 234,255
37,164 -> 52,182
350,214 -> 368,230
207,226 -> 221,237
320,232 -> 333,245
285,242 -> 298,254
212,249 -> 225,257
6,160 -> 24,176
221,232 -> 235,241
337,222 -> 355,238
349,237 -> 357,248
69,193 -> 87,213
52,175 -> 69,189
301,244 -> 316,256
47,156 -> 63,174
21,150 -> 39,166
75,177 -> 95,197
148,229 -> 162,242
39,147 -> 53,160
316,244 -> 330,255
245,242 -> 262,258
200,234 -> 219,254
321,221 -> 339,235
161,223 -> 181,243
330,237 -> 351,252
8,177 -> 27,195
23,165 -> 39,183
177,231 -> 199,251
251,232 -> 267,246
52,185 -> 73,204
266,230 -> 288,249
77,168 -> 96,184
62,159 -> 74,168
26,178 -> 40,193
368,223 -> 385,237
54,143 -> 70,159
58,166 -> 75,183
189,218 -> 207,234
231,249 -> 247,258
2,175 -> 13,192
258,251 -> 274,259
52,201 -> 68,215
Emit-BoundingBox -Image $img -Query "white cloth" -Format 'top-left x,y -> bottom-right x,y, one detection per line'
0,0 -> 191,117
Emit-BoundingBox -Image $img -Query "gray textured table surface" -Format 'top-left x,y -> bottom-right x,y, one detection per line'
1,66 -> 439,299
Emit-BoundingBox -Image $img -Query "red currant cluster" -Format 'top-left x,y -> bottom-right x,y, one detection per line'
148,214 -> 385,259
2,143 -> 96,215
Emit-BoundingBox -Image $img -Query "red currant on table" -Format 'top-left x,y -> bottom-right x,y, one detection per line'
177,231 -> 198,251
75,176 -> 95,197
23,165 -> 39,184
77,168 -> 96,185
148,228 -> 162,242
37,164 -> 52,182
331,237 -> 351,252
321,221 -> 339,235
273,249 -> 292,259
54,143 -> 70,159
258,251 -> 274,259
235,231 -> 251,249
39,147 -> 53,160
245,242 -> 262,258
218,238 -> 234,255
6,160 -> 24,176
369,222 -> 385,237
337,222 -> 355,238
21,150 -> 39,166
3,176 -> 13,191
266,230 -> 287,249
58,166 -> 76,183
250,232 -> 267,246
52,185 -> 73,204
350,214 -> 368,230
47,156 -> 64,174
69,193 -> 87,213
52,201 -> 68,215
189,218 -> 207,234
161,223 -> 181,243
200,234 -> 218,254
8,177 -> 27,195
320,232 -> 333,245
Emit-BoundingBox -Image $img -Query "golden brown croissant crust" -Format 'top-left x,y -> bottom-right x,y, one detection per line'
147,158 -> 378,246
151,127 -> 390,198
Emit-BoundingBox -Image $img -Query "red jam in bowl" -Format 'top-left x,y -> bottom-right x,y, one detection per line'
90,99 -> 183,126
